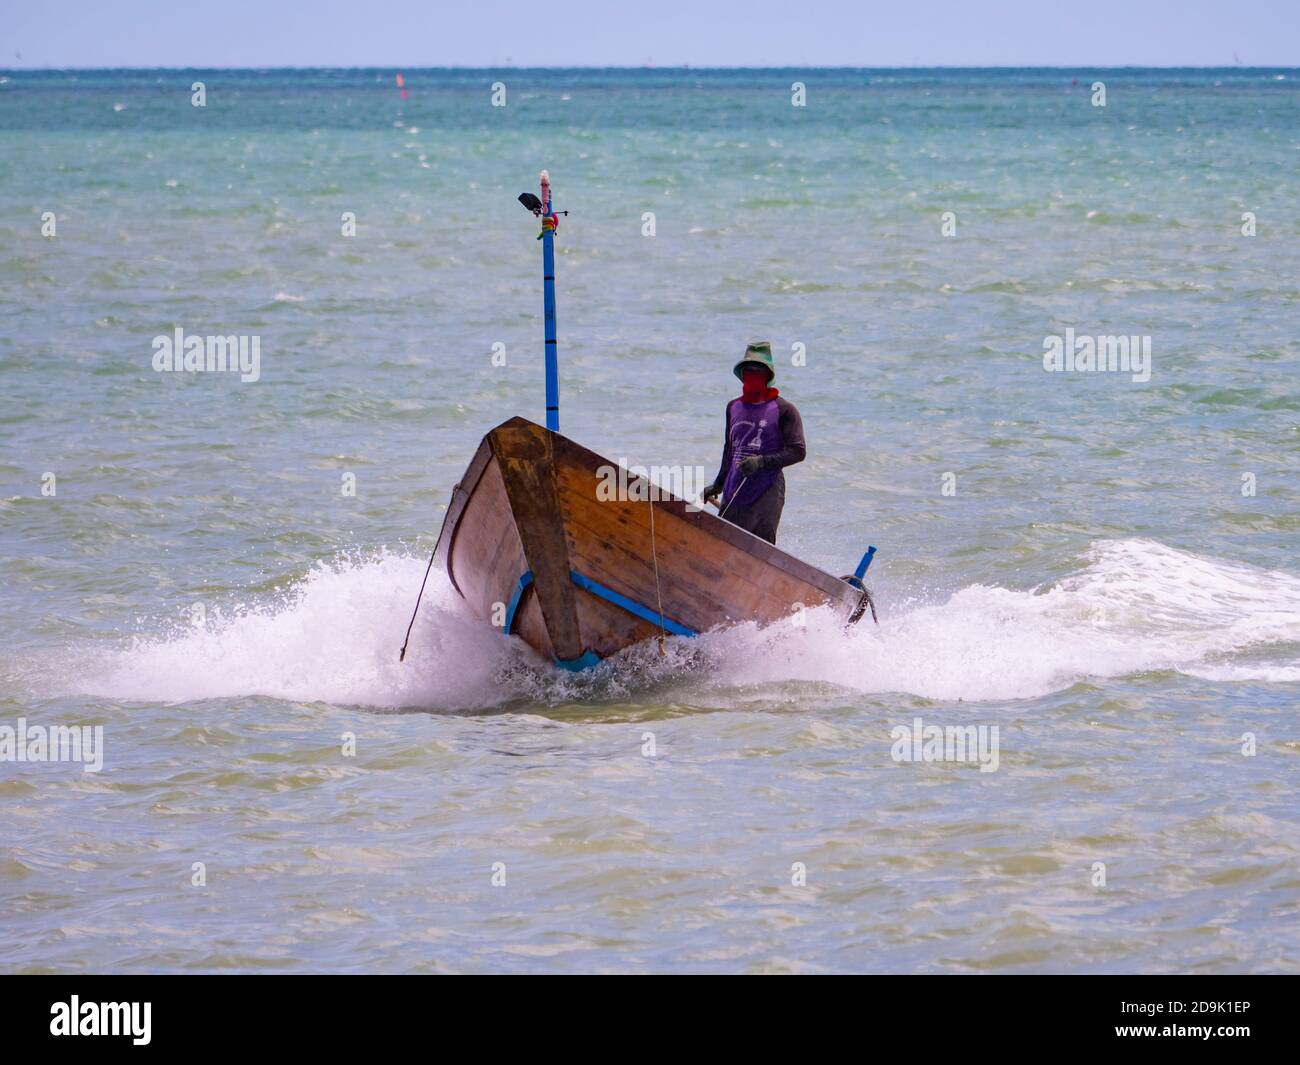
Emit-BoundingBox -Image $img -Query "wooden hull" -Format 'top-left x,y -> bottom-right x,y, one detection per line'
434,417 -> 861,669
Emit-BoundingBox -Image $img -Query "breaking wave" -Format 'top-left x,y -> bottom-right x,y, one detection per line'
68,539 -> 1300,710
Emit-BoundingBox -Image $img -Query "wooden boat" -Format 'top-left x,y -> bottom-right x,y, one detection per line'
401,172 -> 876,670
433,416 -> 867,669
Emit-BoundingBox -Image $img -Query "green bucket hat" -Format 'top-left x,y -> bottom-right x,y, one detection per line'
733,340 -> 776,383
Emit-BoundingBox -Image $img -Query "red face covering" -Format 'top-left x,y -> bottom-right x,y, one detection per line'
740,366 -> 777,404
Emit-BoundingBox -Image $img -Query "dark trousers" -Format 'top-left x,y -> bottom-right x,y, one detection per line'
721,472 -> 785,544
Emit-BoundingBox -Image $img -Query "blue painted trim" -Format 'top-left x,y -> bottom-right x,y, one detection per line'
503,570 -> 534,634
569,569 -> 698,637
554,649 -> 602,671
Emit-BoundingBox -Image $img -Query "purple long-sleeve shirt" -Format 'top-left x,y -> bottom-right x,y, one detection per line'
708,395 -> 806,495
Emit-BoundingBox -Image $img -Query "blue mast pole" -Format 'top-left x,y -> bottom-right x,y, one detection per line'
540,170 -> 559,432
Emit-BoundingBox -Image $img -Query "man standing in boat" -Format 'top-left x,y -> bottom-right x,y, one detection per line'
702,342 -> 806,544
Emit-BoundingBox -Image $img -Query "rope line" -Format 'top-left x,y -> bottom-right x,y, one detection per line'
717,475 -> 748,521
398,544 -> 438,662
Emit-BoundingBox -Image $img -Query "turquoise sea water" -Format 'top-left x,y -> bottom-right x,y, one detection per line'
1,68 -> 1298,973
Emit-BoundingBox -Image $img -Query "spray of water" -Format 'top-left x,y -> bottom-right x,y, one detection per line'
70,540 -> 1300,710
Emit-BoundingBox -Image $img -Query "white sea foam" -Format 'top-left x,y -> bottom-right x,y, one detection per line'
73,540 -> 1300,710
695,538 -> 1300,701
75,551 -> 523,710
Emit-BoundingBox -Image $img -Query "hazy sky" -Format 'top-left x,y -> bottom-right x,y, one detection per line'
3,0 -> 1298,68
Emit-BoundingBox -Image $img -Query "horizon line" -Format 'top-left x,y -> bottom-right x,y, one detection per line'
3,63 -> 1297,73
